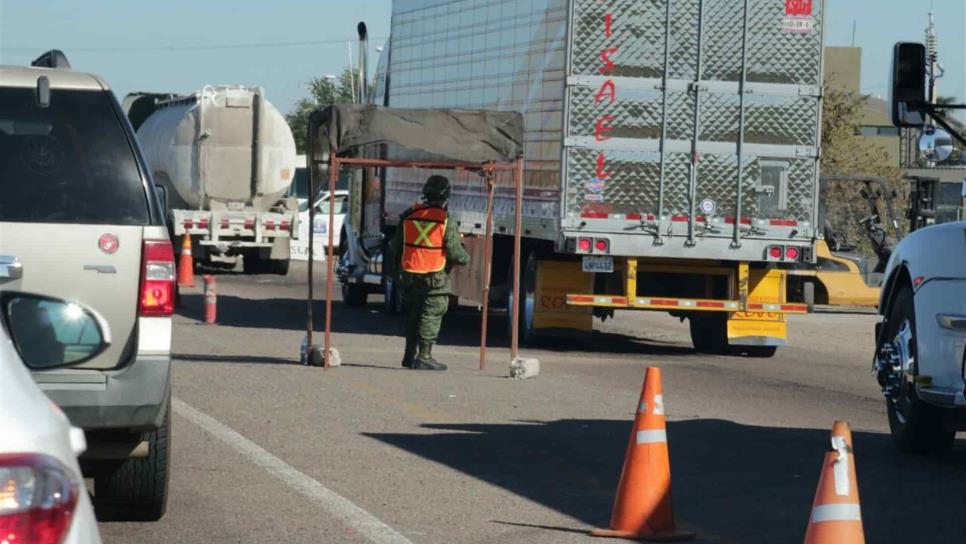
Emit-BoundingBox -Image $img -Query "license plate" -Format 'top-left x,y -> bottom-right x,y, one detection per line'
582,256 -> 614,273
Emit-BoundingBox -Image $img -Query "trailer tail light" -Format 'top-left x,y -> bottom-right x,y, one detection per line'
220,217 -> 230,229
577,238 -> 593,254
785,246 -> 800,261
0,454 -> 79,544
594,238 -> 610,254
244,218 -> 256,230
280,220 -> 291,232
768,246 -> 784,260
198,218 -> 210,230
182,218 -> 193,230
139,240 -> 175,316
264,220 -> 276,232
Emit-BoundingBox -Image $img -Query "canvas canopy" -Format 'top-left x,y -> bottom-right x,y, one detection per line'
308,105 -> 524,164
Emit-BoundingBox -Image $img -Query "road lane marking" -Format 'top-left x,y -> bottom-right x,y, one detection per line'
172,398 -> 415,544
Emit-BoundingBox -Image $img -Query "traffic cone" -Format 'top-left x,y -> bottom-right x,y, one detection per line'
803,421 -> 865,544
177,235 -> 196,288
591,367 -> 695,542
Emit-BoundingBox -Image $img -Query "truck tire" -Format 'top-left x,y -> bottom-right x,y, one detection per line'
342,281 -> 368,307
885,286 -> 955,453
383,273 -> 403,315
803,281 -> 816,313
93,403 -> 170,522
507,252 -> 539,346
271,259 -> 290,276
689,314 -> 728,354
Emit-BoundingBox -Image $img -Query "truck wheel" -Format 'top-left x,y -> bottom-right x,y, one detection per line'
803,281 -> 816,313
271,259 -> 290,276
507,252 -> 539,346
93,403 -> 170,522
342,281 -> 368,307
689,314 -> 728,354
885,286 -> 955,453
242,254 -> 264,274
383,274 -> 403,315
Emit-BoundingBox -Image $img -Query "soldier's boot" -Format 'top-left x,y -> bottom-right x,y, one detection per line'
413,343 -> 447,371
401,333 -> 418,368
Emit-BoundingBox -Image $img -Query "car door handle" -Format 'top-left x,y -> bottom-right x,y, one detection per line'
0,256 -> 23,280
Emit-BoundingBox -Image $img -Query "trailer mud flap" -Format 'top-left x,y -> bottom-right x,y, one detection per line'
535,261 -> 593,332
728,268 -> 788,346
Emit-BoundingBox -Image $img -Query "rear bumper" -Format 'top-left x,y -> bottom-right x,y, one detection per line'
33,354 -> 171,432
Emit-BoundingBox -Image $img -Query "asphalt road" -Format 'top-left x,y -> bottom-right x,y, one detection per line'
98,263 -> 966,543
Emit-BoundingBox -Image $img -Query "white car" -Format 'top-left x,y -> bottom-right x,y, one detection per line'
292,190 -> 348,262
0,292 -> 109,544
873,221 -> 966,453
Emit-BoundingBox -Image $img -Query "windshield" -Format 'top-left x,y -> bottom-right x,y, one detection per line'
0,88 -> 149,224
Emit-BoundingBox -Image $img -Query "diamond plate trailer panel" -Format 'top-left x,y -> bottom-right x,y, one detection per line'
565,0 -> 824,260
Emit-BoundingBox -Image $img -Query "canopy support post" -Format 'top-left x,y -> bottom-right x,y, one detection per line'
324,152 -> 339,370
510,158 -> 524,361
479,170 -> 496,371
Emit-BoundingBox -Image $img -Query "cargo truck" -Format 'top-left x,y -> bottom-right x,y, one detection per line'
340,0 -> 826,356
124,86 -> 299,275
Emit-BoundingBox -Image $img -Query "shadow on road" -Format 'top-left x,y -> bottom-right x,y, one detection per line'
176,294 -> 694,357
365,418 -> 966,543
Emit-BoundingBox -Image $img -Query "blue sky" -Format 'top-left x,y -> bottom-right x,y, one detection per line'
0,0 -> 963,115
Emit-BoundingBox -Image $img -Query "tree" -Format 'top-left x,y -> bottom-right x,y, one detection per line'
821,84 -> 906,256
286,68 -> 355,153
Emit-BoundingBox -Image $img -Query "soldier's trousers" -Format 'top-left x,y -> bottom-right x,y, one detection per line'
404,292 -> 450,346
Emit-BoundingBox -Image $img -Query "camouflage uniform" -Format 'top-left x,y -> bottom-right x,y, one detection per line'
391,176 -> 469,370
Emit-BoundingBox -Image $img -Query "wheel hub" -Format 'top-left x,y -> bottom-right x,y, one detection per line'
874,320 -> 914,399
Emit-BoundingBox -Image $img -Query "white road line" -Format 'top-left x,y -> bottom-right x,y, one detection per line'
172,398 -> 414,544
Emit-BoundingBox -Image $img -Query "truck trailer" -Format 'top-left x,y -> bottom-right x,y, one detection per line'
340,0 -> 826,356
124,86 -> 299,275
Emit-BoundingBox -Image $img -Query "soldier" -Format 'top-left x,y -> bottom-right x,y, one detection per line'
393,175 -> 469,371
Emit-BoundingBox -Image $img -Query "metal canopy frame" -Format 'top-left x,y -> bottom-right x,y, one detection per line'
305,152 -> 526,370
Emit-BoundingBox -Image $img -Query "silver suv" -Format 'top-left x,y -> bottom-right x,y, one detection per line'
0,51 -> 173,521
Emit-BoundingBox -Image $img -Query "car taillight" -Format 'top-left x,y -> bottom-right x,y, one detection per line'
785,246 -> 800,261
594,238 -> 610,254
0,454 -> 78,544
139,240 -> 175,316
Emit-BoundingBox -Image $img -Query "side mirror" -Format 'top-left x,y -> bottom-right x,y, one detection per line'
1,293 -> 111,371
890,42 -> 928,127
918,126 -> 954,163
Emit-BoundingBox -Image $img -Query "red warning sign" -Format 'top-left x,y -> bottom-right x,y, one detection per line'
785,0 -> 813,16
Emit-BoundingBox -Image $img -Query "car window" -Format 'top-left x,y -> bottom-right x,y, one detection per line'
0,88 -> 149,225
318,195 -> 348,215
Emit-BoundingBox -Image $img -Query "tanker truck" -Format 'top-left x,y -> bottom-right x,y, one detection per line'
123,86 -> 299,275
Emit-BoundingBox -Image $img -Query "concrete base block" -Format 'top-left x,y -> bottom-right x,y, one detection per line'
509,357 -> 540,380
325,348 -> 342,368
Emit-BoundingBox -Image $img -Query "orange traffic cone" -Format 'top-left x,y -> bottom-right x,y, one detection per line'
803,421 -> 865,543
591,367 -> 695,542
177,235 -> 196,288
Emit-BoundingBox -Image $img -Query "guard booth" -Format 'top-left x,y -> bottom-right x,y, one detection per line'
303,105 -> 526,370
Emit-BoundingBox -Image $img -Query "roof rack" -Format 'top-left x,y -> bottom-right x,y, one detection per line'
31,50 -> 71,70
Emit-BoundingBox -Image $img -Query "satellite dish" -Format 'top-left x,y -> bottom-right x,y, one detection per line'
919,126 -> 954,163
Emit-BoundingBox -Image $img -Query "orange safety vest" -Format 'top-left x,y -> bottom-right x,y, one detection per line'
401,205 -> 449,273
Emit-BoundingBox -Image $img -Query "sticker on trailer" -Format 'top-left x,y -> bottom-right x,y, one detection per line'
783,0 -> 815,34
584,193 -> 605,202
700,199 -> 717,216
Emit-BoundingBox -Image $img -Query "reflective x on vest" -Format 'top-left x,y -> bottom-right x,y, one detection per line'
402,206 -> 448,273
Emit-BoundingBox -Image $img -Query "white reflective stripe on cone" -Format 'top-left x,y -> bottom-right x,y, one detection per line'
635,430 -> 667,444
810,503 -> 862,523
